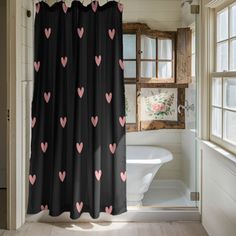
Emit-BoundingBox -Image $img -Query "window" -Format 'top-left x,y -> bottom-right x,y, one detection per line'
210,2 -> 236,153
123,23 -> 191,132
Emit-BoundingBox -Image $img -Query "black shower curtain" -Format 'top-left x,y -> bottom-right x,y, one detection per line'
28,0 -> 126,219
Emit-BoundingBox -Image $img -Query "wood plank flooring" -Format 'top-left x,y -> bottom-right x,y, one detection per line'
0,222 -> 208,236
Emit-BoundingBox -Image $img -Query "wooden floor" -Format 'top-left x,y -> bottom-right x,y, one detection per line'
0,222 -> 208,236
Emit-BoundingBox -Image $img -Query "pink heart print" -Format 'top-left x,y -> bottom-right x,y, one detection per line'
91,116 -> 98,127
31,117 -> 36,128
29,174 -> 36,185
76,201 -> 83,213
34,61 -> 40,72
76,142 -> 83,154
62,3 -> 68,13
36,3 -> 40,14
119,59 -> 124,70
41,205 -> 48,211
117,3 -> 124,12
59,171 -> 66,182
105,93 -> 112,103
77,27 -> 84,39
95,170 -> 102,181
41,142 -> 48,153
60,117 -> 67,128
77,87 -> 84,98
119,116 -> 126,127
120,171 -> 127,182
91,1 -> 98,12
44,92 -> 51,103
105,205 -> 113,214
108,29 -> 115,40
109,143 -> 116,154
95,55 -> 102,66
44,28 -> 51,39
61,57 -> 68,67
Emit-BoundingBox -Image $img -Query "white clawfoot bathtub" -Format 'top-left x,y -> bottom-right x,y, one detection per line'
126,145 -> 173,206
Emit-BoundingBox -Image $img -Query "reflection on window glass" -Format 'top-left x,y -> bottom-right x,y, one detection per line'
124,61 -> 136,78
223,78 -> 236,109
141,35 -> 156,60
141,62 -> 156,78
217,8 -> 228,42
212,78 -> 222,106
217,41 -> 228,72
212,107 -> 222,137
123,34 -> 136,59
230,39 -> 236,71
230,4 -> 236,37
224,110 -> 236,144
158,62 -> 172,78
158,39 -> 172,60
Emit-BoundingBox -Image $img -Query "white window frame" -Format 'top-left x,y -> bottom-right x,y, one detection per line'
210,0 -> 236,155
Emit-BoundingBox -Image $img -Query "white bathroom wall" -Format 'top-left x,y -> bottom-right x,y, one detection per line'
201,142 -> 236,236
0,0 -> 7,188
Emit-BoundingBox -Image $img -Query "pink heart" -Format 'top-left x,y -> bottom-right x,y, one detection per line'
95,170 -> 102,181
77,87 -> 84,98
76,142 -> 83,154
34,61 -> 40,72
105,93 -> 112,103
41,205 -> 48,211
36,3 -> 40,14
91,1 -> 98,12
91,116 -> 98,127
117,3 -> 124,12
109,143 -> 116,154
29,174 -> 36,185
77,27 -> 84,39
61,57 -> 68,67
44,92 -> 51,103
108,29 -> 115,40
95,55 -> 101,67
59,171 -> 66,182
105,205 -> 113,214
120,171 -> 127,182
76,201 -> 83,213
119,59 -> 124,70
41,142 -> 48,153
119,116 -> 126,127
62,3 -> 68,13
31,117 -> 36,128
60,117 -> 67,128
44,28 -> 51,39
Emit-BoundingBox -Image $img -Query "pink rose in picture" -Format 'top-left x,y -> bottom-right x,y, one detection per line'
151,103 -> 166,112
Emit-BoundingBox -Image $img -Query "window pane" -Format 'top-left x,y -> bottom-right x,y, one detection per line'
141,35 -> 156,60
158,39 -> 172,60
230,39 -> 236,71
141,61 -> 156,78
217,41 -> 228,72
212,107 -> 222,137
158,62 -> 172,78
223,110 -> 236,145
212,78 -> 222,106
230,4 -> 236,37
217,8 -> 228,42
124,61 -> 136,78
125,84 -> 136,123
123,34 -> 136,59
223,78 -> 236,109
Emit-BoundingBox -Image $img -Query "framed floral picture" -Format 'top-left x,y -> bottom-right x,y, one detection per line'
140,88 -> 178,121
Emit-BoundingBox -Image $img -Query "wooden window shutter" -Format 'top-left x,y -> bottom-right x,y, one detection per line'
176,28 -> 192,84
